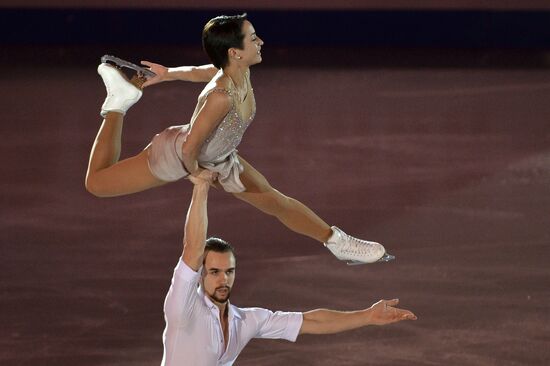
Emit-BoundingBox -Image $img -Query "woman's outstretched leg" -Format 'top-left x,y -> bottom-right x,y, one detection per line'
85,64 -> 166,197
233,155 -> 393,264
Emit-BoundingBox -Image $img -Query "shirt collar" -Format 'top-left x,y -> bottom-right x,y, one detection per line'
199,286 -> 242,321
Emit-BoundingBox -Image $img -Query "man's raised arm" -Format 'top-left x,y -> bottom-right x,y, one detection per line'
181,170 -> 217,271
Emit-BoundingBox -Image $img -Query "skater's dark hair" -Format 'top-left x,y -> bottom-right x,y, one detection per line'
202,13 -> 248,69
204,237 -> 236,262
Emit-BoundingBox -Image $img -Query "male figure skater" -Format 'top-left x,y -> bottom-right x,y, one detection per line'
162,171 -> 416,366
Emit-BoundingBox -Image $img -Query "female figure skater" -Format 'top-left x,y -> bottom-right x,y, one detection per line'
85,14 -> 393,265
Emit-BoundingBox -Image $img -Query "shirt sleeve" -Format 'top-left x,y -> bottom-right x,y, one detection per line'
163,258 -> 202,323
252,308 -> 304,342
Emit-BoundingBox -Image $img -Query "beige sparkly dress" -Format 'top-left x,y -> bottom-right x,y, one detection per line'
147,71 -> 256,193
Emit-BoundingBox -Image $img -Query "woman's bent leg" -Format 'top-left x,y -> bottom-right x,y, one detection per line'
232,155 -> 332,243
85,112 -> 166,197
85,64 -> 166,197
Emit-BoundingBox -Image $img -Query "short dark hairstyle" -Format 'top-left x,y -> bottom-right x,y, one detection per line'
202,13 -> 248,69
204,237 -> 236,260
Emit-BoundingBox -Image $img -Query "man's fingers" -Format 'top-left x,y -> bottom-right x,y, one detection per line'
141,60 -> 153,67
375,299 -> 418,322
384,298 -> 399,307
194,169 -> 218,184
400,310 -> 417,320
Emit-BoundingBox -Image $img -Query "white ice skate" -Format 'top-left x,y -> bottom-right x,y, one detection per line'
324,226 -> 395,265
101,55 -> 156,78
97,62 -> 143,117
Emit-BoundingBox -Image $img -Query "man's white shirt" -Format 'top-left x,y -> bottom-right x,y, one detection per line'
162,258 -> 303,366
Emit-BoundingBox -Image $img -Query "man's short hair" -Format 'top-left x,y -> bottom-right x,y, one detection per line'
204,237 -> 236,260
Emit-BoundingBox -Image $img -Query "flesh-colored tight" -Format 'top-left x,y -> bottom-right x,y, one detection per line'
86,112 -> 332,243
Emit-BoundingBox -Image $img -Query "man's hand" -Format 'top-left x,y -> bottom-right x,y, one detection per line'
141,60 -> 168,88
367,299 -> 417,325
188,169 -> 218,186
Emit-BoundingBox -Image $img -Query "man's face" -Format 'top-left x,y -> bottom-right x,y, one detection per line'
202,251 -> 236,305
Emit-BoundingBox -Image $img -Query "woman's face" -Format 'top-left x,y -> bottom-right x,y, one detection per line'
237,20 -> 264,66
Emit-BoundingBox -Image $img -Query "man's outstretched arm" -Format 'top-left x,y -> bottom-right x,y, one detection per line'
299,299 -> 417,335
181,171 -> 217,271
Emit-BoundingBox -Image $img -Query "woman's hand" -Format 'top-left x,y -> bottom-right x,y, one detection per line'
141,61 -> 168,88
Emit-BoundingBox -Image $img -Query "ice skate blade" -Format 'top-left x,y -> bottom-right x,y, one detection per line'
346,253 -> 396,266
101,55 -> 156,78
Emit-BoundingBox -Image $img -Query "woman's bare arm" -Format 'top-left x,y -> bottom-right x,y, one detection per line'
180,91 -> 232,175
141,61 -> 218,87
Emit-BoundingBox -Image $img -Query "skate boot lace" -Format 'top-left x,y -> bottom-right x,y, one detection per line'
340,234 -> 378,256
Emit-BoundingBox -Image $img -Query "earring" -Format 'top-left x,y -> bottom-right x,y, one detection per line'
237,56 -> 242,60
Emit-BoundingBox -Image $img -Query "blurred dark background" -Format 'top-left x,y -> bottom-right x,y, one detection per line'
1,2 -> 550,67
2,2 -> 550,366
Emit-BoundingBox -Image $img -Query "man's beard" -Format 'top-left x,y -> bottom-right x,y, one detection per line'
209,286 -> 231,304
